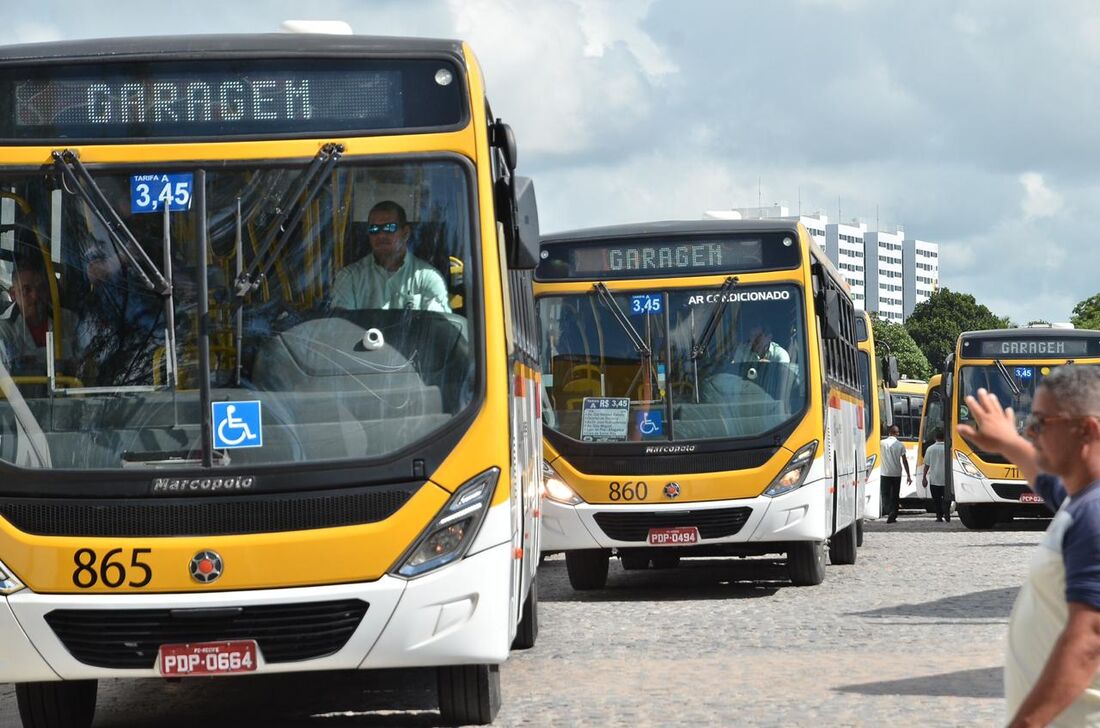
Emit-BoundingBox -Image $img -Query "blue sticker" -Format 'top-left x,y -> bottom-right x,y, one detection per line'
1014,367 -> 1034,379
637,410 -> 664,437
630,294 -> 662,315
131,173 -> 193,214
211,400 -> 263,449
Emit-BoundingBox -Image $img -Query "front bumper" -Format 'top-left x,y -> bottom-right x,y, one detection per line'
0,540 -> 512,683
541,478 -> 830,551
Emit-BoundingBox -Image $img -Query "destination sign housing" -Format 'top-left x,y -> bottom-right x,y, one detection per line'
965,334 -> 1100,359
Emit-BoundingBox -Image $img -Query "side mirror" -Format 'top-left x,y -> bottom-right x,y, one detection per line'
884,355 -> 900,388
822,289 -> 842,339
509,176 -> 539,269
491,120 -> 518,172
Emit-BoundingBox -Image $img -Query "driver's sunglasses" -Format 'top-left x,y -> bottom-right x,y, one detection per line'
367,222 -> 400,234
1023,412 -> 1095,435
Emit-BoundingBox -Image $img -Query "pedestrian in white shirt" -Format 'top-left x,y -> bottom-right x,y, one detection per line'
880,425 -> 911,523
922,428 -> 949,522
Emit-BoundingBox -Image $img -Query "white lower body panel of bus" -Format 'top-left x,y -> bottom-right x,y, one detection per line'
541,477 -> 836,552
0,540 -> 514,683
952,469 -> 1049,510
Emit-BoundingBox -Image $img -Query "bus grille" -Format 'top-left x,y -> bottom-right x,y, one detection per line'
566,449 -> 774,476
991,482 -> 1032,500
44,599 -> 369,669
0,484 -> 416,537
592,507 -> 753,542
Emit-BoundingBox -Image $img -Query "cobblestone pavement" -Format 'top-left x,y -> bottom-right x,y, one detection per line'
1,511 -> 1046,727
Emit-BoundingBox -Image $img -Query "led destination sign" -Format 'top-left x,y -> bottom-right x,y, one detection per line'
972,338 -> 1100,358
537,233 -> 801,280
0,58 -> 466,140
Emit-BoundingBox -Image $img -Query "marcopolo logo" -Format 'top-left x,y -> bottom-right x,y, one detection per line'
152,476 -> 256,495
644,445 -> 697,454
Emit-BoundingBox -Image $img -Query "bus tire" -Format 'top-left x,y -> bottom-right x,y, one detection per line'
566,549 -> 609,590
651,554 -> 680,569
856,518 -> 864,547
957,504 -> 998,530
829,519 -> 858,565
15,680 -> 97,728
511,577 -> 538,650
620,553 -> 650,570
437,664 -> 501,726
787,541 -> 827,586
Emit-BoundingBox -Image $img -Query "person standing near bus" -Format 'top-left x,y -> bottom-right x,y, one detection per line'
958,370 -> 1100,726
922,428 -> 950,522
880,424 -> 911,523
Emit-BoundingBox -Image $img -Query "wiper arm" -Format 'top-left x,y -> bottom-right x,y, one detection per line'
993,359 -> 1022,397
52,149 -> 171,296
234,142 -> 344,300
593,282 -> 651,357
691,276 -> 738,360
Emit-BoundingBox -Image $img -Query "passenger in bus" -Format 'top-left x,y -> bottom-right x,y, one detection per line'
0,264 -> 78,375
731,323 -> 790,364
922,428 -> 949,522
330,200 -> 450,312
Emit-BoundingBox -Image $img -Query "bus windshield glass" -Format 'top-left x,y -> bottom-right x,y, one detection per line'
539,283 -> 807,442
0,158 -> 475,470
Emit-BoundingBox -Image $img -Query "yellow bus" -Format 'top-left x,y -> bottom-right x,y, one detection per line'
0,33 -> 541,726
888,377 -> 927,507
856,310 -> 897,524
936,328 -> 1100,529
536,219 -> 866,588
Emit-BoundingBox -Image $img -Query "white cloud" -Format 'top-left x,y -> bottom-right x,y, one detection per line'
1019,172 -> 1063,220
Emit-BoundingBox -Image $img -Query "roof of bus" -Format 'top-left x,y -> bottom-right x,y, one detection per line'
958,327 -> 1100,341
0,34 -> 465,63
889,378 -> 927,395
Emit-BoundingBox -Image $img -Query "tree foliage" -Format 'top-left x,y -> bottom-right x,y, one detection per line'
905,288 -> 1012,371
1071,294 -> 1100,331
870,314 -> 932,381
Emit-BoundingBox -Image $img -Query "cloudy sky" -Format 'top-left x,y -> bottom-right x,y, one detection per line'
7,0 -> 1096,323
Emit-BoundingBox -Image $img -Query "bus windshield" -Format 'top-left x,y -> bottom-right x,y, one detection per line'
539,283 -> 807,442
0,157 -> 475,470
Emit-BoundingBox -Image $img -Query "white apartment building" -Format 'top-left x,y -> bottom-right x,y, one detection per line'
704,206 -> 939,322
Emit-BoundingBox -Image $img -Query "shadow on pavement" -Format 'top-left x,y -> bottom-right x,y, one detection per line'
864,515 -> 1049,534
836,666 -> 1002,699
538,556 -> 784,603
94,669 -> 446,727
847,586 -> 1019,620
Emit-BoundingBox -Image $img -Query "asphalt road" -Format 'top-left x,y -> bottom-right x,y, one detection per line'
1,511 -> 1046,727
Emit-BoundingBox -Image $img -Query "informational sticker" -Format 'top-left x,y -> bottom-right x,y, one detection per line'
131,173 -> 193,214
211,401 -> 263,449
637,410 -> 664,437
1014,367 -> 1034,379
580,397 -> 630,442
630,294 -> 663,315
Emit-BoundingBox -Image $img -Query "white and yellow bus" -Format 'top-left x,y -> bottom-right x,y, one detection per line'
0,33 -> 541,726
536,220 -> 866,588
939,328 -> 1100,529
856,310 -> 897,523
888,377 -> 927,507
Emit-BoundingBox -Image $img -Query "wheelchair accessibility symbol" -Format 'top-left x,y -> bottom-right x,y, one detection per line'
637,410 -> 664,437
211,401 -> 263,449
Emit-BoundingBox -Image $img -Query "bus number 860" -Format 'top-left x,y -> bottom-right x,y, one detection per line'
608,481 -> 648,501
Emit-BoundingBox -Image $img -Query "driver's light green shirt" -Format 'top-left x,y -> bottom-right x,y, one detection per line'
330,252 -> 451,312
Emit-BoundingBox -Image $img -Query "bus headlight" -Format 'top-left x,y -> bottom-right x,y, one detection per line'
394,468 -> 498,578
955,451 -> 984,479
764,441 -> 819,498
542,460 -> 583,505
0,559 -> 24,595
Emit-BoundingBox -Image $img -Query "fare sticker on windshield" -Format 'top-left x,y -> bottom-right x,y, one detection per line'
580,397 -> 630,442
131,173 -> 193,214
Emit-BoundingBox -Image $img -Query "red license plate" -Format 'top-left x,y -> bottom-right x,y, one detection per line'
647,526 -> 700,546
1020,492 -> 1044,504
159,640 -> 258,677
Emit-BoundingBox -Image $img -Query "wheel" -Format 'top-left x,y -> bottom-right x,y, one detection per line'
829,519 -> 858,565
619,553 -> 650,570
437,664 -> 501,725
16,681 -> 97,728
511,577 -> 538,650
651,554 -> 680,569
565,549 -> 609,590
787,540 -> 826,586
957,504 -> 998,529
856,518 -> 864,547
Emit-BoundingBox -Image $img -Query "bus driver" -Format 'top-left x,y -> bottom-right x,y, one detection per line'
330,200 -> 450,312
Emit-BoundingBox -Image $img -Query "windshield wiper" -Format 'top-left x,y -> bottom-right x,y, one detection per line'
52,150 -> 171,296
691,276 -> 738,360
593,282 -> 651,358
993,359 -> 1022,397
233,142 -> 344,300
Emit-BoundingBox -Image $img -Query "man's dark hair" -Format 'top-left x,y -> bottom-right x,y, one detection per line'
368,200 -> 408,227
933,427 -> 944,441
888,425 -> 900,435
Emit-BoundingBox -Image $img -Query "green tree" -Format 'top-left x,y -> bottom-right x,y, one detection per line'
870,314 -> 932,380
1071,294 -> 1100,330
905,288 -> 1011,371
